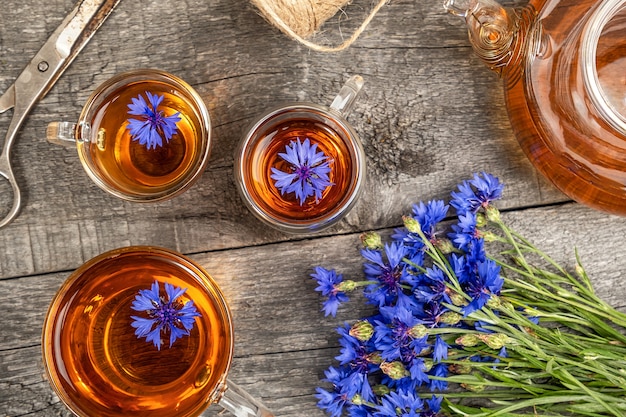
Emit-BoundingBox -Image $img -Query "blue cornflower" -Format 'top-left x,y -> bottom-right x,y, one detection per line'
412,200 -> 449,238
347,405 -> 372,417
270,138 -> 334,205
418,301 -> 449,328
127,91 -> 181,150
493,346 -> 508,368
433,335 -> 450,363
362,243 -> 415,308
316,366 -> 353,417
334,325 -> 376,403
312,267 -> 350,317
392,200 -> 449,258
429,362 -> 449,392
374,306 -> 428,362
462,259 -> 503,316
315,387 -> 347,417
414,266 -> 452,305
374,390 -> 425,417
459,237 -> 488,282
449,212 -> 481,252
423,395 -> 443,417
451,172 -> 503,216
130,280 -> 201,350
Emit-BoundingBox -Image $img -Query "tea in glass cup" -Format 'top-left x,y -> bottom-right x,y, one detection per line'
42,246 -> 273,417
47,69 -> 211,201
235,75 -> 366,233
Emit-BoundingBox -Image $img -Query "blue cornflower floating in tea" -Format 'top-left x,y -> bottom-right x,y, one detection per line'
130,280 -> 201,350
127,91 -> 181,149
271,138 -> 334,205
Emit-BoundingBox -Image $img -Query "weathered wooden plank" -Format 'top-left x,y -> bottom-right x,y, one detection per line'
2,203 -> 625,351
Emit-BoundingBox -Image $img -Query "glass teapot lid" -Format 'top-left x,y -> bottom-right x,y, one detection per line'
583,0 -> 626,135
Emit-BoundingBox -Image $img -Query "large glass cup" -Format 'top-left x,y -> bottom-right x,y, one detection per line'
42,246 -> 273,417
47,69 -> 211,202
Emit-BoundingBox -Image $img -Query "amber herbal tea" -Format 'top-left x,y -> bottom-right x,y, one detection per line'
71,70 -> 211,201
42,247 -> 233,417
236,106 -> 365,233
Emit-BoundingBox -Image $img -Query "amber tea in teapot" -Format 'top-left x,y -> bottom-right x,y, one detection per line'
446,0 -> 626,215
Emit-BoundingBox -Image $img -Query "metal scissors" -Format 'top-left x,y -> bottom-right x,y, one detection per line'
0,0 -> 121,229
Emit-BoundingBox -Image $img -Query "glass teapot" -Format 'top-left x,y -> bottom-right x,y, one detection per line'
445,0 -> 626,215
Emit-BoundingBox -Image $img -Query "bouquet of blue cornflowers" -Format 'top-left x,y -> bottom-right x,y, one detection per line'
312,172 -> 626,417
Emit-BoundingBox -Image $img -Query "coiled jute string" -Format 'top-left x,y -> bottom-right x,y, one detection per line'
250,0 -> 389,52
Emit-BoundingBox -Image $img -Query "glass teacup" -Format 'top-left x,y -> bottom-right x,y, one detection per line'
42,246 -> 273,417
47,69 -> 211,202
234,75 -> 367,234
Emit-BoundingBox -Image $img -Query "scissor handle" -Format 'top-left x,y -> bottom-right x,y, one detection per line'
0,152 -> 21,229
0,0 -> 121,229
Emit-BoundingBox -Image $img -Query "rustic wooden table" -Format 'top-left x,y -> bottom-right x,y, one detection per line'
1,0 -> 625,416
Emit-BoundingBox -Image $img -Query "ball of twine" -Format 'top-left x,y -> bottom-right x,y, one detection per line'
250,0 -> 389,52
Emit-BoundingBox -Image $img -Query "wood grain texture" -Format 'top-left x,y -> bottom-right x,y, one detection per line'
1,0 -> 624,416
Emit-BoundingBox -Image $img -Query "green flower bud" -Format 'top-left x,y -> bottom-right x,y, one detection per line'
478,333 -> 510,350
449,291 -> 467,307
367,352 -> 383,365
486,295 -> 501,309
485,205 -> 501,222
409,324 -> 428,338
434,238 -> 455,254
475,212 -> 487,227
440,311 -> 463,325
481,231 -> 499,242
349,320 -> 374,342
372,384 -> 391,396
351,394 -> 364,406
449,361 -> 473,375
380,361 -> 410,380
360,232 -> 383,250
461,382 -> 485,392
336,280 -> 358,292
422,358 -> 434,372
456,334 -> 480,347
403,216 -> 421,234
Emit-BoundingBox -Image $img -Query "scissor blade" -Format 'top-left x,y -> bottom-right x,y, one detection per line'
54,0 -> 121,62
10,0 -> 120,116
0,85 -> 15,114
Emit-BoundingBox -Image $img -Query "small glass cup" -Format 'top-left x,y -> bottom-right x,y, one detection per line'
47,69 -> 211,202
234,75 -> 367,234
42,246 -> 274,417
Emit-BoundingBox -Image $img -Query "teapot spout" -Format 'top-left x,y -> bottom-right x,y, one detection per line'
444,0 -> 530,79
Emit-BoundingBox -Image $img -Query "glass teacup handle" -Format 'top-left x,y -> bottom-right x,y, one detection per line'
329,75 -> 364,118
46,121 -> 78,147
213,379 -> 275,416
